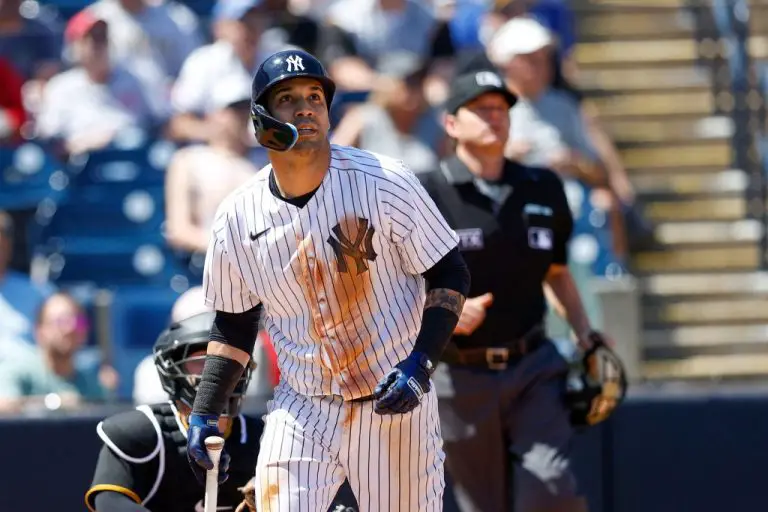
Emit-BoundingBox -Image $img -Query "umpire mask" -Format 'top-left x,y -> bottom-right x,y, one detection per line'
558,332 -> 628,427
153,312 -> 255,417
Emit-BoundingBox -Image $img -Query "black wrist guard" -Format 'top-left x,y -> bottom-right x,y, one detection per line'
192,355 -> 246,416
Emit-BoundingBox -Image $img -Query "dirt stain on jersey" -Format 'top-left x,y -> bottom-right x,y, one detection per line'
342,403 -> 356,430
293,215 -> 375,380
260,482 -> 280,511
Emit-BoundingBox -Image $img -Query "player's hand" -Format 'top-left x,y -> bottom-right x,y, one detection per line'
236,477 -> 257,512
454,293 -> 493,336
577,330 -> 616,352
186,413 -> 231,485
373,352 -> 432,415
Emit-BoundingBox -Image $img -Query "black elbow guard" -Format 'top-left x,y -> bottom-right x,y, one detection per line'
423,247 -> 470,297
209,305 -> 262,353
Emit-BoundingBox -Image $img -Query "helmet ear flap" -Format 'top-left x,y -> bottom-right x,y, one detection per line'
250,104 -> 299,152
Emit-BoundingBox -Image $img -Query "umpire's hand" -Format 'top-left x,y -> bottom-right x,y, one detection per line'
373,352 -> 431,415
187,413 -> 231,485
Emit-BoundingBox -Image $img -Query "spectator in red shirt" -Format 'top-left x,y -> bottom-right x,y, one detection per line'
0,57 -> 26,142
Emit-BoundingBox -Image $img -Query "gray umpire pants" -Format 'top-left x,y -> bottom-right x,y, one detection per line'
435,340 -> 589,512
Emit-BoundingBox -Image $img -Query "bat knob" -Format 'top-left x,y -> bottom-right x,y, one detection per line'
205,435 -> 225,451
205,436 -> 225,466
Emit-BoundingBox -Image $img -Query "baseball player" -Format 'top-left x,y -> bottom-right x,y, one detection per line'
417,70 -> 621,512
85,311 -> 358,512
185,49 -> 470,512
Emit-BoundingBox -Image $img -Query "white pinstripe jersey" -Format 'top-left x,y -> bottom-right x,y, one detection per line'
203,145 -> 459,400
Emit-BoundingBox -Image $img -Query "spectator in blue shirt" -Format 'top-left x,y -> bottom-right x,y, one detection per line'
0,211 -> 53,346
0,292 -> 112,414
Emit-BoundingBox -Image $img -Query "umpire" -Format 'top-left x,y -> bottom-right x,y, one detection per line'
419,70 -> 619,512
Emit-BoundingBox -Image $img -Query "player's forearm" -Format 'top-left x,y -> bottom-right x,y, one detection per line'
94,491 -> 149,512
414,248 -> 470,366
545,265 -> 592,340
192,306 -> 262,417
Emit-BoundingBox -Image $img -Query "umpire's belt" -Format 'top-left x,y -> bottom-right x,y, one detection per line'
444,325 -> 546,370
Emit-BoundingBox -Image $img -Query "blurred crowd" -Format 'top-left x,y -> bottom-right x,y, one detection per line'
0,0 -> 654,413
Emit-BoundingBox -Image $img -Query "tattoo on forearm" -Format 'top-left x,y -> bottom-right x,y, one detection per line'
425,288 -> 466,316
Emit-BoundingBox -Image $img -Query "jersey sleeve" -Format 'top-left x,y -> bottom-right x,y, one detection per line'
203,205 -> 261,313
84,410 -> 160,512
549,171 -> 575,265
382,163 -> 459,275
85,446 -> 151,512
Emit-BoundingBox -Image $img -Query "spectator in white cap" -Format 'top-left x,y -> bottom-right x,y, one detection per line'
488,17 -> 631,261
165,75 -> 258,256
168,0 -> 287,143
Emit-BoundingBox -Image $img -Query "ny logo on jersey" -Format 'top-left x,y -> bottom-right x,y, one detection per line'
286,55 -> 305,72
328,218 -> 377,275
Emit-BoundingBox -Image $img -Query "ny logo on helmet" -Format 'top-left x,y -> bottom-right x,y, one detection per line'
286,55 -> 305,72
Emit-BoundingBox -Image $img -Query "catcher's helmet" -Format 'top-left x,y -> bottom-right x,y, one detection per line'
153,312 -> 254,416
250,49 -> 336,152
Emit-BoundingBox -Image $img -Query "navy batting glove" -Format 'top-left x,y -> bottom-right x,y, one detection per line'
373,352 -> 433,415
187,413 -> 231,485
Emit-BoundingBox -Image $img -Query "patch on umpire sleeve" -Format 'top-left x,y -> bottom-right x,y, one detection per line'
528,227 -> 553,250
456,228 -> 484,251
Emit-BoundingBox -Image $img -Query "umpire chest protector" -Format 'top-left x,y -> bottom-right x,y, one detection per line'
419,156 -> 574,347
87,402 -> 262,512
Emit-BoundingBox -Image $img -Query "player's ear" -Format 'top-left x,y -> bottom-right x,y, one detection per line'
443,111 -> 459,139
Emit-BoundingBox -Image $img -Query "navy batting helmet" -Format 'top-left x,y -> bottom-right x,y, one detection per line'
250,49 -> 336,152
153,312 -> 254,416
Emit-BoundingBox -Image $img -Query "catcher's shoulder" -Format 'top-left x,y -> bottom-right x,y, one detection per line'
97,405 -> 163,462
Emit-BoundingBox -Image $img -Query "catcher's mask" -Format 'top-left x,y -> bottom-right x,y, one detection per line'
561,332 -> 628,427
153,311 -> 254,417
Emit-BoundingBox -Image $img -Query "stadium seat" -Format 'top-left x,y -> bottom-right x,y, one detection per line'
0,143 -> 66,210
37,183 -> 166,239
564,179 -> 627,278
38,240 -> 194,287
104,284 -> 183,399
66,141 -> 175,188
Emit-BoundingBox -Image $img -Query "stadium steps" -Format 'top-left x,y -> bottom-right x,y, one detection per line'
577,8 -> 697,42
588,90 -> 717,119
577,66 -> 714,93
601,116 -> 734,144
750,5 -> 768,35
573,1 -> 768,380
630,168 -> 747,197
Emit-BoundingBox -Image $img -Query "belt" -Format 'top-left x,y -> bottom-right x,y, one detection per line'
445,325 -> 546,371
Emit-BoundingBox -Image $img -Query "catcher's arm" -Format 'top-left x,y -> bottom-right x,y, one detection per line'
93,492 -> 148,512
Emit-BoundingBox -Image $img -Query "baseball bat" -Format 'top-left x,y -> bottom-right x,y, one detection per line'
204,436 -> 225,512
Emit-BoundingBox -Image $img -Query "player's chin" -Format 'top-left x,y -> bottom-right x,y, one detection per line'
293,134 -> 327,152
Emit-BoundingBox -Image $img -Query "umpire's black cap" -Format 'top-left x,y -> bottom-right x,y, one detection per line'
444,70 -> 518,114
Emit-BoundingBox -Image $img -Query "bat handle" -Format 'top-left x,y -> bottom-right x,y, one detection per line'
204,436 -> 225,512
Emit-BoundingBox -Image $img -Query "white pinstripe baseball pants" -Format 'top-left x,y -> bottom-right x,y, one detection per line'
254,381 -> 445,512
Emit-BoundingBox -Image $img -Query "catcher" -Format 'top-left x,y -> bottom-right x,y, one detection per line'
85,311 -> 357,512
418,70 -> 627,512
